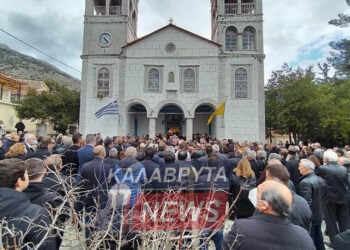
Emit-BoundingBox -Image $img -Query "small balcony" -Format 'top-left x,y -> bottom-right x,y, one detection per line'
241,3 -> 255,14
224,3 -> 255,15
94,6 -> 106,16
94,5 -> 121,16
109,5 -> 121,15
225,3 -> 238,14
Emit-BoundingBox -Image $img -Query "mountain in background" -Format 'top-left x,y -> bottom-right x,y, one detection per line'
0,43 -> 80,90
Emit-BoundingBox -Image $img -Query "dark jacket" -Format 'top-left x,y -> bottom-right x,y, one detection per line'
24,182 -> 62,208
43,171 -> 75,196
153,151 -> 165,164
159,161 -> 180,190
0,188 -> 57,249
223,212 -> 315,250
77,144 -> 95,182
141,158 -> 160,191
114,156 -> 145,207
315,161 -> 349,204
297,172 -> 326,223
79,157 -> 113,211
61,144 -> 80,176
230,175 -> 256,219
23,182 -> 69,230
286,158 -> 300,188
27,147 -> 51,160
290,192 -> 312,232
249,159 -> 261,180
331,229 -> 350,250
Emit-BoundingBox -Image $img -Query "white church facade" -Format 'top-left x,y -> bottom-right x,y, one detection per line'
79,0 -> 265,142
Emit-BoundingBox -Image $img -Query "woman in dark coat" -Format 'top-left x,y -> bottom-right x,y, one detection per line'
230,158 -> 256,219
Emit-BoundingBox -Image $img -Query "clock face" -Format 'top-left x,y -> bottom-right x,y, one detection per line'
98,32 -> 112,48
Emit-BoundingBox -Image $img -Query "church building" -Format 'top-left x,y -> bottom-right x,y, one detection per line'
79,0 -> 265,142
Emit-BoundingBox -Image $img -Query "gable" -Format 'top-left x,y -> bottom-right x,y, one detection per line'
124,24 -> 221,58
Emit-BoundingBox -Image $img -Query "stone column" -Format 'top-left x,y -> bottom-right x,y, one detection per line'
149,117 -> 156,139
185,118 -> 193,142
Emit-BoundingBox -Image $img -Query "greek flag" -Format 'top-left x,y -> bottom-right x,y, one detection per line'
94,100 -> 119,118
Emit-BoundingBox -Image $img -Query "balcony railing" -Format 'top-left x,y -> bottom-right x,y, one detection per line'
225,3 -> 255,15
225,3 -> 238,14
94,6 -> 106,15
110,5 -> 121,15
94,5 -> 121,16
241,3 -> 255,14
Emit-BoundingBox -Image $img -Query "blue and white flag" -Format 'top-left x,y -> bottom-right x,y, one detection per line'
95,100 -> 119,118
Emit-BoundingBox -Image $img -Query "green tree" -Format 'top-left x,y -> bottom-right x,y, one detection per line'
327,39 -> 350,78
15,80 -> 80,133
266,64 -> 350,146
266,64 -> 321,144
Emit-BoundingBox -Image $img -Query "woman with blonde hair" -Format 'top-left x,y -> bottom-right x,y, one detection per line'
230,158 -> 256,219
5,142 -> 27,160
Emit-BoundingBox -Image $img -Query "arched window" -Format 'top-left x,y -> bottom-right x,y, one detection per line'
183,68 -> 196,92
243,27 -> 256,50
235,68 -> 248,98
225,26 -> 238,51
148,68 -> 160,92
97,67 -> 110,98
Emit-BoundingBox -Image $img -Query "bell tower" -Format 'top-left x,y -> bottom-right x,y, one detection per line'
82,0 -> 138,56
211,0 -> 263,54
80,0 -> 139,136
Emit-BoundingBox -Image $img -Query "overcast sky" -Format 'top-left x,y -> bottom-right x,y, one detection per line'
0,0 -> 349,82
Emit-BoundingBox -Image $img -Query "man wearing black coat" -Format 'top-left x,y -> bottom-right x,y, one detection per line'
223,180 -> 315,250
79,145 -> 113,211
297,159 -> 326,250
285,147 -> 300,188
141,147 -> 160,191
315,149 -> 350,242
24,157 -> 68,248
0,158 -> 57,249
265,162 -> 312,232
62,133 -> 81,176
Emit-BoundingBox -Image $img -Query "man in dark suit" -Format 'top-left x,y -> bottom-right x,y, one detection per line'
79,145 -> 112,211
297,159 -> 326,250
141,147 -> 160,191
223,180 -> 315,249
76,134 -> 96,182
315,149 -> 350,242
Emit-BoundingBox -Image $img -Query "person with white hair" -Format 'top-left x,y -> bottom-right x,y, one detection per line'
315,149 -> 350,243
114,146 -> 145,207
297,159 -> 327,250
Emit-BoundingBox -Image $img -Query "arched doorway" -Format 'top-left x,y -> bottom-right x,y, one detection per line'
127,103 -> 147,136
194,104 -> 215,135
158,104 -> 184,136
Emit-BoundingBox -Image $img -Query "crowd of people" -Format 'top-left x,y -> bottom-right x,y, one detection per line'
0,131 -> 350,249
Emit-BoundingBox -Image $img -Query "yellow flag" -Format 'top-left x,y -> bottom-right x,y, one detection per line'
207,101 -> 225,126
